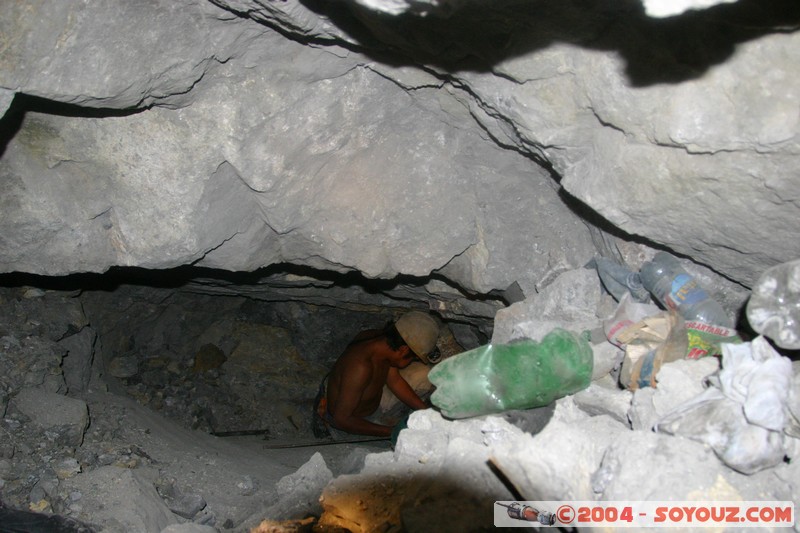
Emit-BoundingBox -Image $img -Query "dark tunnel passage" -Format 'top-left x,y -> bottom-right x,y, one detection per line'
0,265 -> 510,530
0,266 -> 495,441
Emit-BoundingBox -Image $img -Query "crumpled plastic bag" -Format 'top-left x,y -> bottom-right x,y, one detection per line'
616,311 -> 688,390
606,292 -> 742,390
603,292 -> 660,348
655,336 -> 794,474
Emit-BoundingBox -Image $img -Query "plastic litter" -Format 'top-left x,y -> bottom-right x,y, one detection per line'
617,311 -> 687,390
614,307 -> 741,390
746,258 -> 800,350
640,252 -> 733,328
428,329 -> 593,419
589,257 -> 650,303
683,320 -> 740,359
603,292 -> 661,348
655,336 -> 794,474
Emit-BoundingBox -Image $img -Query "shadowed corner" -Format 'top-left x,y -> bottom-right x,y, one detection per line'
313,470 -> 515,532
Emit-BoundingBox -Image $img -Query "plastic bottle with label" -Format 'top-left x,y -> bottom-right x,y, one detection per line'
428,329 -> 593,419
639,252 -> 732,328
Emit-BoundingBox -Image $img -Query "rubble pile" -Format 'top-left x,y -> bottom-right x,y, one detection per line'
1,255 -> 799,532
305,257 -> 800,532
0,286 -> 315,531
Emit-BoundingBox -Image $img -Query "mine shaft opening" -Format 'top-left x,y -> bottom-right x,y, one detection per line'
0,265 -> 499,444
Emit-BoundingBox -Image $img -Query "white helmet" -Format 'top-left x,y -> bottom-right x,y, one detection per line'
395,311 -> 440,363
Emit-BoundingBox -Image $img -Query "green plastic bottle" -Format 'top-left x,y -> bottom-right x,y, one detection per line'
428,328 -> 593,419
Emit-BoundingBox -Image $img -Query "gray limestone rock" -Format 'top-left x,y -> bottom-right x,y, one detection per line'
560,35 -> 800,287
61,466 -> 178,532
491,414 -> 630,502
629,387 -> 659,432
0,334 -> 66,395
0,0 -> 258,110
54,458 -> 82,481
492,268 -> 606,343
497,404 -> 555,437
264,452 -> 333,520
573,380 -> 633,425
0,22 -> 597,296
108,355 -> 139,379
452,22 -> 800,289
58,327 -> 97,394
2,3 -> 800,528
592,430 -> 735,501
628,357 -> 720,431
652,358 -> 720,416
155,477 -> 207,520
1,0 -> 797,294
12,292 -> 89,343
161,525 -> 218,533
590,340 -> 624,381
11,388 -> 89,447
0,89 -> 14,116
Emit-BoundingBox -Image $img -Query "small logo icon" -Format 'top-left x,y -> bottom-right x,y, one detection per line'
556,504 -> 575,524
496,502 -> 556,525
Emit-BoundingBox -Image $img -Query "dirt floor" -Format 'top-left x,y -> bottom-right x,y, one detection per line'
2,386 -> 391,533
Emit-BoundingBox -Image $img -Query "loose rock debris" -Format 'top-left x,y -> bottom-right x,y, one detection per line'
1,262 -> 798,532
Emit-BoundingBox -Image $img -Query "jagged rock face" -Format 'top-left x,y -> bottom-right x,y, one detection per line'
0,0 -> 595,299
1,0 -> 799,292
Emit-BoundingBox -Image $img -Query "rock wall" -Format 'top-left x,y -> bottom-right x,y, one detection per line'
1,3 -> 798,529
2,0 -> 798,297
0,0 -> 594,300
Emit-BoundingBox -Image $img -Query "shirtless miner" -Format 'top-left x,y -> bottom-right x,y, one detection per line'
314,311 -> 440,439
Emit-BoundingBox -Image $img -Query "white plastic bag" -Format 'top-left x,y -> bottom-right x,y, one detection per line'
656,336 -> 794,474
